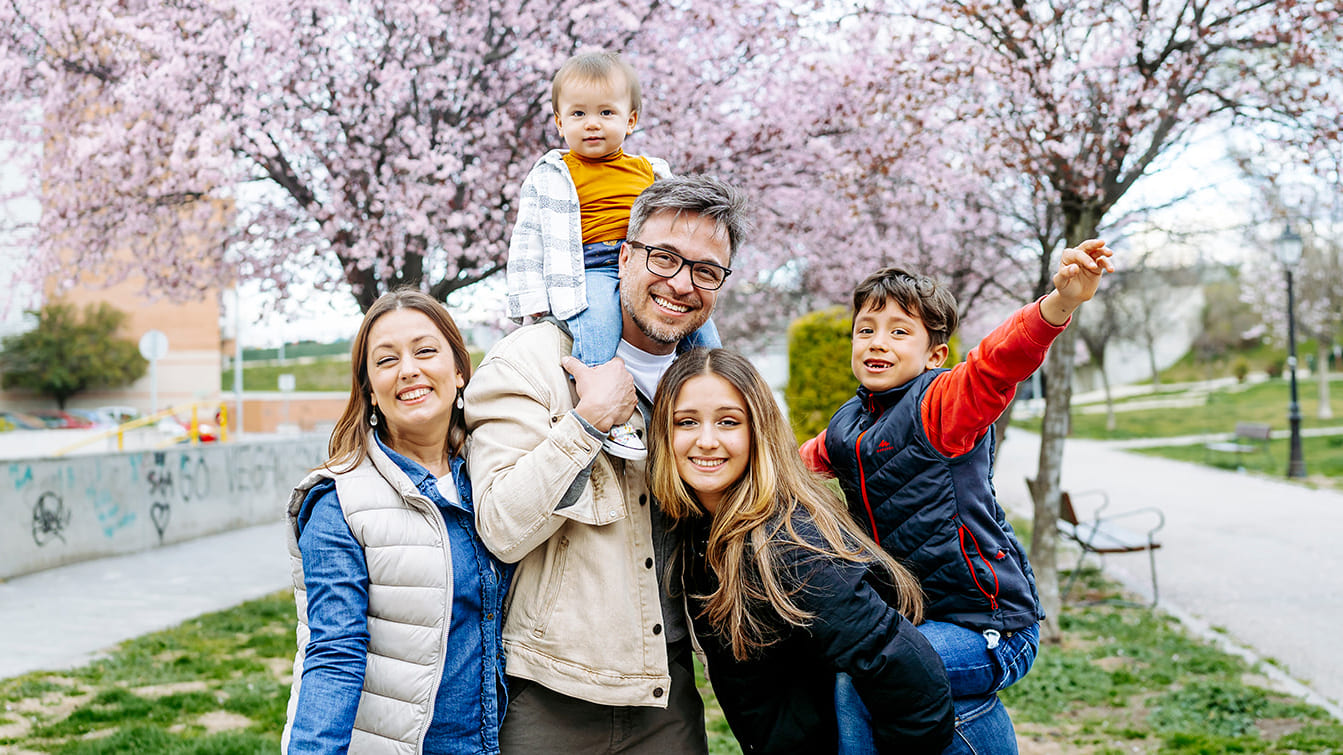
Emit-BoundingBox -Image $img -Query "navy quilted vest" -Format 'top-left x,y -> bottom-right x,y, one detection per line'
824,369 -> 1043,632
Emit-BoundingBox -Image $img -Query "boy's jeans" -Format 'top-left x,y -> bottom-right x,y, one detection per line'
835,621 -> 1039,754
568,261 -> 721,368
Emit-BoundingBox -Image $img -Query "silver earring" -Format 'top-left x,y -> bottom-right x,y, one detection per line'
455,394 -> 464,410
369,409 -> 378,427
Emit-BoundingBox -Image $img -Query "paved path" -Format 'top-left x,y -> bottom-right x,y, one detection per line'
993,431 -> 1343,718
0,522 -> 291,680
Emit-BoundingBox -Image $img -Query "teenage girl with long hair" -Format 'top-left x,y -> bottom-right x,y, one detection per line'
648,348 -> 953,754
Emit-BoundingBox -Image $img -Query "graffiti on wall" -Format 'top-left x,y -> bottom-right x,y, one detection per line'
3,438 -> 327,577
32,491 -> 71,545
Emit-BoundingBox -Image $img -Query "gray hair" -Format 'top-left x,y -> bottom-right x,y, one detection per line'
628,175 -> 752,263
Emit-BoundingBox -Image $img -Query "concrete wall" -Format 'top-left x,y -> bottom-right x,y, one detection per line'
2,435 -> 327,579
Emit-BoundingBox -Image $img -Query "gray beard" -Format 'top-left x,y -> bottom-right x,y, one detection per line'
621,286 -> 704,346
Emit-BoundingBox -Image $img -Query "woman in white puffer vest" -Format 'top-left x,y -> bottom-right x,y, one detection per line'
283,289 -> 510,754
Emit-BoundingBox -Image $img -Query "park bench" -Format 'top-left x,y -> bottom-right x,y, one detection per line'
1204,422 -> 1272,465
1029,478 -> 1165,607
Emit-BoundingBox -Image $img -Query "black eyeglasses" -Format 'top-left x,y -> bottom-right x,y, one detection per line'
628,241 -> 732,291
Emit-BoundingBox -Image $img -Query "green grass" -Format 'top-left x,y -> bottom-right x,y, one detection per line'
2,574 -> 1332,746
222,359 -> 352,392
1062,378 -> 1343,440
1012,376 -> 1343,486
0,594 -> 293,753
1136,433 -> 1343,480
1000,569 -> 1343,753
3,583 -> 1339,753
1151,340 -> 1294,385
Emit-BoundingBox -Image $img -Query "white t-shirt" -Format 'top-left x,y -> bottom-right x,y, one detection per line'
435,474 -> 460,506
616,339 -> 678,402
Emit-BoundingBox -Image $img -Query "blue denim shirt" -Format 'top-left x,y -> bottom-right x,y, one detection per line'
290,434 -> 509,754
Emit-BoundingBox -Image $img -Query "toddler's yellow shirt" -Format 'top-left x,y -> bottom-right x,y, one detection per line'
563,150 -> 657,245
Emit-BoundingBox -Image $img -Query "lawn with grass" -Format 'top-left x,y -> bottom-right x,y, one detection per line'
222,359 -> 353,393
1136,433 -> 1343,480
1012,376 -> 1343,486
3,580 -> 1339,754
1062,378 -> 1343,440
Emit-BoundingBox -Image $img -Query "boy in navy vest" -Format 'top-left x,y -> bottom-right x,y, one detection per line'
800,239 -> 1114,752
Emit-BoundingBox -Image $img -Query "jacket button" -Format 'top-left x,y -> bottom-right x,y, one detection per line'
653,687 -> 664,698
639,494 -> 647,506
645,558 -> 653,569
652,623 -> 662,635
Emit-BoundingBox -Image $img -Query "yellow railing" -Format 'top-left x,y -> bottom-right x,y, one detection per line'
51,402 -> 230,457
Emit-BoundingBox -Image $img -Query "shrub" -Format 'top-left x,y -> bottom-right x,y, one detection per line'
1265,360 -> 1284,379
785,306 -> 855,442
0,300 -> 147,408
1231,357 -> 1249,383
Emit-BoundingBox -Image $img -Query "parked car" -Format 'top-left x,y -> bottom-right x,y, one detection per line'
157,416 -> 219,443
65,409 -> 109,427
31,410 -> 96,429
91,406 -> 141,426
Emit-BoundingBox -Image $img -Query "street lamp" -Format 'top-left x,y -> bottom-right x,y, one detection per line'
1273,224 -> 1306,479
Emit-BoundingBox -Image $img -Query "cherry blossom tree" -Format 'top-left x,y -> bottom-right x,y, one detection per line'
0,0 -> 840,316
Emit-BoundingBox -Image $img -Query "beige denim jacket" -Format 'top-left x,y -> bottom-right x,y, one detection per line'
464,322 -> 672,707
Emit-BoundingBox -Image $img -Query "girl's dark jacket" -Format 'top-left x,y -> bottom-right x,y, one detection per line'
683,511 -> 953,754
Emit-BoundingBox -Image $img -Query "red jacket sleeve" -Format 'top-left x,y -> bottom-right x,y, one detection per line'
922,298 -> 1067,457
799,430 -> 836,477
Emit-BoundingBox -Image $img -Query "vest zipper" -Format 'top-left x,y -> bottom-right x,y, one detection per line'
854,429 -> 881,543
958,524 -> 1000,610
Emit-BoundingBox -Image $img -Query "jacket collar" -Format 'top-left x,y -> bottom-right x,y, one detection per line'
857,376 -> 921,415
369,430 -> 469,511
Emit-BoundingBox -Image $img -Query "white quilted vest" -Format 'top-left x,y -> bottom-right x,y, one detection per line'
281,436 -> 454,754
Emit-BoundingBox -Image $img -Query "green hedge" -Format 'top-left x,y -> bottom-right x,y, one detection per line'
785,306 -> 856,443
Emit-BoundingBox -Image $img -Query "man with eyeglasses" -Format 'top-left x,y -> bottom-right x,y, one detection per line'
465,175 -> 750,753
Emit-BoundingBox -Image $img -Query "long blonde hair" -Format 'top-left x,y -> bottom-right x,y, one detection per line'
324,288 -> 473,472
649,348 -> 923,661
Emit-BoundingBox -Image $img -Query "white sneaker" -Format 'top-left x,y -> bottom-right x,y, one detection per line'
603,421 -> 647,460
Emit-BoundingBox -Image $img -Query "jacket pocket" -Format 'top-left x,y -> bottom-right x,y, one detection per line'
531,535 -> 570,638
957,524 -> 1001,611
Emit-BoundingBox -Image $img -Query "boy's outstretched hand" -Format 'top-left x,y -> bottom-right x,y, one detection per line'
1040,239 -> 1115,326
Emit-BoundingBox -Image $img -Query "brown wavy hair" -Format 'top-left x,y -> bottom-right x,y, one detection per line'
649,348 -> 923,661
852,267 -> 959,348
324,288 -> 473,472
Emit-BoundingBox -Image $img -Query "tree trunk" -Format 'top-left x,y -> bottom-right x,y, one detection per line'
995,393 -> 1017,450
1101,363 -> 1115,433
1030,323 -> 1076,643
1319,337 -> 1334,420
1147,334 -> 1161,388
